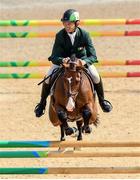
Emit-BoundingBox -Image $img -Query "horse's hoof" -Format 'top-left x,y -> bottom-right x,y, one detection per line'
85,126 -> 92,133
71,127 -> 78,137
65,127 -> 74,136
60,137 -> 65,141
82,126 -> 92,134
77,135 -> 82,141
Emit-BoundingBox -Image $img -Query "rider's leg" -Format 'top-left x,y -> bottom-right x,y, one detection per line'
88,65 -> 113,112
34,64 -> 60,117
34,82 -> 50,117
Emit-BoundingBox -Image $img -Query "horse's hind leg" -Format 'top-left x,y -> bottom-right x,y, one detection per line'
76,121 -> 83,140
82,108 -> 92,133
60,125 -> 65,141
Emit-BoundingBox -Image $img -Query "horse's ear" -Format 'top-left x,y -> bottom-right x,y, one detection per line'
76,59 -> 83,68
63,62 -> 69,68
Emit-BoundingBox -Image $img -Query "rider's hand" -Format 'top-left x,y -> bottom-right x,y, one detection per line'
62,57 -> 70,64
81,60 -> 86,66
77,59 -> 86,66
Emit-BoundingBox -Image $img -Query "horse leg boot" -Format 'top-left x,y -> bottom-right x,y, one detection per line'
76,121 -> 83,140
94,77 -> 113,112
34,82 -> 50,117
82,108 -> 92,134
57,110 -> 75,136
60,125 -> 65,141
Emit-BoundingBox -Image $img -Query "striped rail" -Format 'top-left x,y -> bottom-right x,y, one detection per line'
0,150 -> 140,158
0,60 -> 140,67
0,167 -> 140,174
0,19 -> 140,26
0,141 -> 140,148
1,31 -> 140,38
0,141 -> 140,174
0,72 -> 139,79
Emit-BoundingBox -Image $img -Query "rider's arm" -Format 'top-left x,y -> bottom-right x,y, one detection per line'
81,32 -> 98,65
48,33 -> 64,65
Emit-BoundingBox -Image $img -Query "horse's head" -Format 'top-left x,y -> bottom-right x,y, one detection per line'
62,55 -> 84,112
62,54 -> 84,84
63,54 -> 83,72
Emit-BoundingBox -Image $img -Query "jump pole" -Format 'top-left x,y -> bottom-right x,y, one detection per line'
0,141 -> 140,148
0,167 -> 140,174
0,150 -> 140,158
0,60 -> 140,67
1,31 -> 140,38
0,72 -> 140,78
1,19 -> 140,26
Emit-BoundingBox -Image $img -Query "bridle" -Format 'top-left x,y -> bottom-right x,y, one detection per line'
67,77 -> 79,100
65,60 -> 82,101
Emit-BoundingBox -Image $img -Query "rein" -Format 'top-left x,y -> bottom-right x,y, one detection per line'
37,68 -> 62,85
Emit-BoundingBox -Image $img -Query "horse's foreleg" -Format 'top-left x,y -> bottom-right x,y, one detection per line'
57,110 -> 74,136
76,121 -> 83,140
82,107 -> 92,133
60,124 -> 65,141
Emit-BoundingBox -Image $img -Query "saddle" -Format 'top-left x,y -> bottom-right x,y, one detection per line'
82,68 -> 96,96
49,67 -> 64,95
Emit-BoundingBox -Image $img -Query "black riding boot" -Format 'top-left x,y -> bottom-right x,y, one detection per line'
34,82 -> 50,117
94,78 -> 113,112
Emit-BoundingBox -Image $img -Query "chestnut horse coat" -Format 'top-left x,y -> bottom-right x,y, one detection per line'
49,66 -> 98,127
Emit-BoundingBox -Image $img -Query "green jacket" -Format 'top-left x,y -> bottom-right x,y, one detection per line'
48,27 -> 98,65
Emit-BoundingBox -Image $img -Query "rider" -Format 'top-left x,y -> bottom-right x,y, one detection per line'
34,9 -> 113,117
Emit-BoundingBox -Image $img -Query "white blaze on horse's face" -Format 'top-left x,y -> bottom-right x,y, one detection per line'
66,77 -> 75,112
67,77 -> 72,83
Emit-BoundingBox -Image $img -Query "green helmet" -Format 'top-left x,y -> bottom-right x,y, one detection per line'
61,9 -> 80,22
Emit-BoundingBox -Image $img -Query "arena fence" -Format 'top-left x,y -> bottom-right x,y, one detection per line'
0,18 -> 140,78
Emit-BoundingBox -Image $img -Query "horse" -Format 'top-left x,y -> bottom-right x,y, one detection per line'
49,55 -> 98,141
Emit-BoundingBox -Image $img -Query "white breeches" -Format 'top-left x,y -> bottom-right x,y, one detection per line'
88,65 -> 100,84
45,64 -> 60,84
45,64 -> 100,84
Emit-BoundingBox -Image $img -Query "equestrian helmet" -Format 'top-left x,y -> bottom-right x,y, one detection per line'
61,9 -> 80,22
